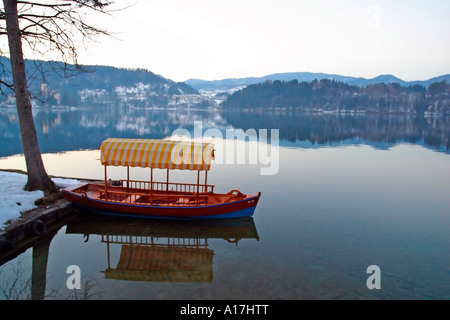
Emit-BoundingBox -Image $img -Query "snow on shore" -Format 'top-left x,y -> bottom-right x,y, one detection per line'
0,171 -> 79,228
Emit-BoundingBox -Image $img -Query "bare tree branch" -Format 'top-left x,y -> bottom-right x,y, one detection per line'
1,1 -> 118,68
0,0 -> 124,194
1,1 -> 122,96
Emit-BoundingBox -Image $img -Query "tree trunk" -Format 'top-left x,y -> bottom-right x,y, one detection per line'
3,0 -> 57,195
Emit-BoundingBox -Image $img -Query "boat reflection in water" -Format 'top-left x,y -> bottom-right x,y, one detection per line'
65,213 -> 260,283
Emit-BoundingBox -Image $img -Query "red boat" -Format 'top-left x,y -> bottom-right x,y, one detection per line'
63,138 -> 261,219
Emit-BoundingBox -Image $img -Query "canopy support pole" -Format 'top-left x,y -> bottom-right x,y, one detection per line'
150,168 -> 154,205
104,165 -> 108,200
127,166 -> 130,191
204,170 -> 208,204
166,168 -> 169,192
150,168 -> 153,191
106,237 -> 111,269
197,170 -> 200,199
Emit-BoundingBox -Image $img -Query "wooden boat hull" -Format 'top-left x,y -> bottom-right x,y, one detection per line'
63,183 -> 261,220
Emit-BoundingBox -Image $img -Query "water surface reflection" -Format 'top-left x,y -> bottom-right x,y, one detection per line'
0,107 -> 448,300
0,107 -> 448,157
0,212 -> 260,299
65,213 -> 260,283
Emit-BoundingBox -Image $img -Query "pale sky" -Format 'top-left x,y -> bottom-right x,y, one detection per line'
52,0 -> 450,82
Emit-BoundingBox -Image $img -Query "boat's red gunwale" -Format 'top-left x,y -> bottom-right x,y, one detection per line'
65,183 -> 259,207
63,184 -> 260,219
65,189 -> 260,210
67,183 -> 253,208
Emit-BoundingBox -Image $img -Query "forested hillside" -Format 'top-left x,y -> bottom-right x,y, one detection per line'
222,79 -> 450,114
0,57 -> 200,107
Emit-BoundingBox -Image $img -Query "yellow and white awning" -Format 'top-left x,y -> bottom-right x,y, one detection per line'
100,138 -> 215,171
104,245 -> 213,282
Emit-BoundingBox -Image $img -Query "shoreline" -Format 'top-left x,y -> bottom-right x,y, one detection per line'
0,169 -> 96,264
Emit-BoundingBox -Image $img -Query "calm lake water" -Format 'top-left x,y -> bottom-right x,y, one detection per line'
0,106 -> 449,300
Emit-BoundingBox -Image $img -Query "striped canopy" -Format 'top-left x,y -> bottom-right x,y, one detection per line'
105,245 -> 213,282
100,138 -> 215,171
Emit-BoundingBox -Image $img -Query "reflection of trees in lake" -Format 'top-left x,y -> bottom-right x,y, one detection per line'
0,237 -> 103,300
0,257 -> 31,300
0,107 -> 226,156
0,213 -> 259,299
0,258 -> 103,300
0,107 -> 449,157
223,110 -> 450,152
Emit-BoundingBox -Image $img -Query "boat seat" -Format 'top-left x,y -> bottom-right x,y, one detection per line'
121,196 -> 133,203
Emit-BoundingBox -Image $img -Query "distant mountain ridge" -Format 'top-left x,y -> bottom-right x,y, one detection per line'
186,72 -> 450,91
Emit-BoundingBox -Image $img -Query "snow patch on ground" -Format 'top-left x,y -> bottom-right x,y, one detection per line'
0,171 -> 79,228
